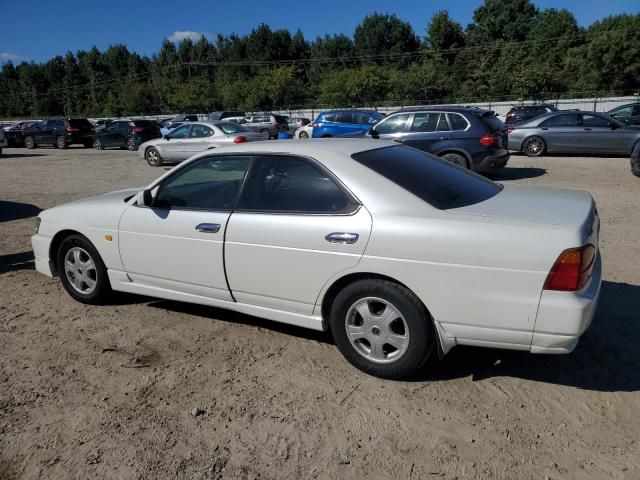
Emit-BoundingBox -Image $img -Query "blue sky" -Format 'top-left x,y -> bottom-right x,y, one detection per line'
1,0 -> 638,63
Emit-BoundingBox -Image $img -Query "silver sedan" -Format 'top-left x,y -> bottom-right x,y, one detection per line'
138,121 -> 268,166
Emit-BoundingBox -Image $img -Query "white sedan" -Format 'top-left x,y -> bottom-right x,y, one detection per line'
32,140 -> 601,379
139,121 -> 268,167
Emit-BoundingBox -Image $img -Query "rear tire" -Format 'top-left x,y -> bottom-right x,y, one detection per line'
93,138 -> 103,150
299,131 -> 309,139
145,147 -> 162,167
441,152 -> 468,168
522,136 -> 546,157
329,279 -> 435,379
56,136 -> 67,149
56,234 -> 112,304
24,136 -> 36,149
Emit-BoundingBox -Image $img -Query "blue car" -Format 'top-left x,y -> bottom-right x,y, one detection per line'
311,110 -> 385,138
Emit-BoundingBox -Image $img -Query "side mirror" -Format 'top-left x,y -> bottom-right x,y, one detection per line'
136,189 -> 153,207
368,127 -> 379,139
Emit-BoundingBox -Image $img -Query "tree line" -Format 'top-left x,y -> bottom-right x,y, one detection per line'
1,0 -> 639,118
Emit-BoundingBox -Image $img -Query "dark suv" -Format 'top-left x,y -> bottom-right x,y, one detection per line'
93,119 -> 162,151
4,121 -> 41,147
504,104 -> 558,125
23,118 -> 95,149
367,107 -> 509,172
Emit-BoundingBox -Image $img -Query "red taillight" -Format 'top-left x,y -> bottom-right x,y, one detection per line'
543,245 -> 596,291
66,126 -> 78,132
507,127 -> 516,134
479,134 -> 498,147
233,135 -> 247,144
132,127 -> 144,133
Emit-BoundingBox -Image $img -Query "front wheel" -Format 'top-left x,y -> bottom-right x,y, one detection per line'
329,279 -> 435,379
93,138 -> 103,150
126,136 -> 137,151
24,136 -> 36,149
522,136 -> 546,157
56,234 -> 112,304
298,131 -> 309,139
145,147 -> 162,167
56,136 -> 67,149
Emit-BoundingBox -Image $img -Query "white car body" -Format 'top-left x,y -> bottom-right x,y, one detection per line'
32,139 -> 601,369
294,124 -> 313,139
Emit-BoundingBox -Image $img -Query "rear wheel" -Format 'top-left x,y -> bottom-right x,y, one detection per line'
145,147 -> 162,167
329,279 -> 435,379
299,131 -> 309,139
56,234 -> 112,304
56,136 -> 67,149
441,152 -> 468,168
522,136 -> 546,157
93,138 -> 103,150
24,136 -> 36,149
126,136 -> 137,151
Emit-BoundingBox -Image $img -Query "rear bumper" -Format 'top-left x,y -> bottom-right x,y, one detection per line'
531,252 -> 602,354
31,233 -> 54,277
473,149 -> 510,172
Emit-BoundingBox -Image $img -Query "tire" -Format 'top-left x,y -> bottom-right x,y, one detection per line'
24,136 -> 36,149
56,234 -> 112,304
329,279 -> 435,379
145,147 -> 162,167
522,136 -> 546,157
56,136 -> 67,149
126,136 -> 137,151
260,129 -> 270,136
299,131 -> 309,139
631,142 -> 640,177
93,138 -> 103,150
440,152 -> 468,168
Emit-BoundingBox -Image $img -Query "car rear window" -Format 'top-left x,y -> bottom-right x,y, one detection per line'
68,119 -> 93,129
219,122 -> 250,134
478,114 -> 503,132
352,145 -> 502,210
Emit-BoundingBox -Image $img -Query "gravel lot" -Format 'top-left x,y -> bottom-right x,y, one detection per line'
1,146 -> 639,479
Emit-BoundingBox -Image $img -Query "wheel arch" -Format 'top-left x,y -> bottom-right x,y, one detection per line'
436,148 -> 472,167
49,229 -> 91,274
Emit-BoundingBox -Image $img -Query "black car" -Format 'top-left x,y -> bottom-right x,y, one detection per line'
631,140 -> 640,177
23,118 -> 95,149
504,104 -> 558,125
94,119 -> 114,132
607,103 -> 640,126
353,106 -> 509,173
93,120 -> 162,151
4,121 -> 41,147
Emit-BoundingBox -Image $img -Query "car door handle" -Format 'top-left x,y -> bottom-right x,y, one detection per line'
583,128 -> 592,131
325,232 -> 359,244
195,223 -> 220,233
540,127 -> 548,130
439,137 -> 450,140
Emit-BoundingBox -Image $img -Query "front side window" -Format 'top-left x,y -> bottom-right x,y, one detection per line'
154,156 -> 252,210
352,146 -> 502,210
169,125 -> 190,139
581,114 -> 610,128
540,114 -> 578,128
322,114 -> 336,122
189,124 -> 214,138
237,156 -> 354,214
376,114 -> 410,134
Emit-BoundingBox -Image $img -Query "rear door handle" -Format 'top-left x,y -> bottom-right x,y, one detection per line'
583,128 -> 592,131
195,223 -> 220,233
325,232 -> 359,244
439,137 -> 450,140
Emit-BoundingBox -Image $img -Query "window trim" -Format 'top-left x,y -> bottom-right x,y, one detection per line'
445,112 -> 470,132
234,153 -> 362,217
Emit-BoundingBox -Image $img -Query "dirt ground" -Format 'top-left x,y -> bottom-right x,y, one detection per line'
1,145 -> 639,480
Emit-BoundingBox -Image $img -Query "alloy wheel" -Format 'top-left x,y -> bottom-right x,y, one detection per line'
524,137 -> 544,156
64,247 -> 97,295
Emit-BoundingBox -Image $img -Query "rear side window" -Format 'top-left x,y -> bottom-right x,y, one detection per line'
581,114 -> 610,128
189,125 -> 214,138
410,113 -> 441,132
237,155 -> 355,214
448,113 -> 470,131
335,112 -> 354,124
541,114 -> 578,127
352,146 -> 502,210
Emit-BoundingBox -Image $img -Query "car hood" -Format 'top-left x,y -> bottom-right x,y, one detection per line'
448,184 -> 594,227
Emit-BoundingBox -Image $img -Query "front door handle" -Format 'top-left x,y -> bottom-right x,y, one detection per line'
195,223 -> 220,233
583,128 -> 592,131
325,232 -> 359,244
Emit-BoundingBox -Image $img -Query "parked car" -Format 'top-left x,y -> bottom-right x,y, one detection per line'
32,139 -> 601,379
139,121 -> 267,166
93,119 -> 113,132
4,121 -> 41,147
311,110 -> 385,138
23,118 -> 95,149
241,114 -> 289,138
170,114 -> 199,123
631,140 -> 640,177
207,111 -> 245,122
160,121 -> 186,137
352,107 -> 509,172
508,111 -> 640,157
288,117 -> 310,134
0,127 -> 7,155
93,120 -> 162,151
607,103 -> 640,126
504,104 -> 558,125
295,124 -> 313,139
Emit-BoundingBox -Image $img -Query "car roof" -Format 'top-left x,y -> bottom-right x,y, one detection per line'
392,106 -> 493,114
320,109 -> 382,115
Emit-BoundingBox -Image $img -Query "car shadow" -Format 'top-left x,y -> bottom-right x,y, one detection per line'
0,153 -> 45,159
0,251 -> 35,273
486,167 -> 546,181
0,201 -> 42,222
413,281 -> 640,392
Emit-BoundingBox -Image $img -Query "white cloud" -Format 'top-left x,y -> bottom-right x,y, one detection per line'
168,31 -> 209,43
0,52 -> 26,63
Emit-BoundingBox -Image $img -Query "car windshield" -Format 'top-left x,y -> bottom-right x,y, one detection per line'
352,145 -> 502,210
219,122 -> 250,134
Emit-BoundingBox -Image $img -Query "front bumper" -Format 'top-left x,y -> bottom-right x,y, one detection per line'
31,233 -> 54,277
530,252 -> 602,354
473,148 -> 510,172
